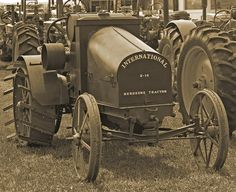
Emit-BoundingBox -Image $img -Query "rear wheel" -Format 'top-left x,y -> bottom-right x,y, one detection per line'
72,93 -> 102,182
190,89 -> 229,170
13,66 -> 56,145
177,25 -> 236,135
159,25 -> 183,99
12,23 -> 40,61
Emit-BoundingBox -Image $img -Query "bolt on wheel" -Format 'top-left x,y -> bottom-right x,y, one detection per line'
189,89 -> 229,170
72,93 -> 102,182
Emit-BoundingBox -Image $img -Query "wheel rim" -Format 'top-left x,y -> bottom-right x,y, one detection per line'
13,69 -> 32,142
190,90 -> 229,170
181,46 -> 215,114
46,17 -> 67,44
72,94 -> 101,181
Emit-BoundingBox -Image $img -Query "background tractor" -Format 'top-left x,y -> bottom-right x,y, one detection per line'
0,0 -> 42,62
177,5 -> 236,136
151,0 -> 236,136
0,0 -> 81,63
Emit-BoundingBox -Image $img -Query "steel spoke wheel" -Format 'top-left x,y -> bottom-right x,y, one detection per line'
72,93 -> 102,182
13,63 -> 58,145
13,69 -> 32,145
189,89 -> 229,170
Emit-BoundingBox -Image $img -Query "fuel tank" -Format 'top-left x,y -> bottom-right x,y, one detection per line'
87,27 -> 172,108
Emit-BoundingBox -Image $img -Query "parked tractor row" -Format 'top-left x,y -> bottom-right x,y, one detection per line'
159,2 -> 236,137
1,0 -> 235,182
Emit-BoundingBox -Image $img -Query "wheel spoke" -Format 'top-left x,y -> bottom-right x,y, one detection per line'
81,139 -> 91,152
53,24 -> 66,35
203,106 -> 214,129
206,141 -> 213,167
206,132 -> 219,148
199,95 -> 204,125
80,112 -> 88,134
199,142 -> 206,163
203,139 -> 208,163
193,138 -> 201,155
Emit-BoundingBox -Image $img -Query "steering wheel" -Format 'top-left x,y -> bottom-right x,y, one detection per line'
63,0 -> 75,15
147,2 -> 163,16
1,11 -> 19,24
46,17 -> 69,46
213,9 -> 231,29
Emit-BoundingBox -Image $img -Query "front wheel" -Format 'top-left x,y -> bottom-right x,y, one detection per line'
72,93 -> 102,182
189,89 -> 229,170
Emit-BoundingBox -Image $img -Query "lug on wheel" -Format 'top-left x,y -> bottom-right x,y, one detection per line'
189,89 -> 229,170
72,93 -> 102,182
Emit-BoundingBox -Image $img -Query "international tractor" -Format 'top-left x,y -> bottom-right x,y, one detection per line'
3,12 -> 230,181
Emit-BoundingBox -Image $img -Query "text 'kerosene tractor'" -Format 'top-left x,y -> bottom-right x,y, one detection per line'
4,12 -> 230,181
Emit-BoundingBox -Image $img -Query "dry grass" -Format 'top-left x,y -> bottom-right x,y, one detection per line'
1,66 -> 236,192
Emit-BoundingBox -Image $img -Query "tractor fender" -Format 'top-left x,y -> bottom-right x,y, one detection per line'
166,20 -> 196,40
18,55 -> 69,106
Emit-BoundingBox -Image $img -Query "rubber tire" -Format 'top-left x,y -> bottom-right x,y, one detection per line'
159,24 -> 183,99
12,22 -> 40,61
177,25 -> 236,135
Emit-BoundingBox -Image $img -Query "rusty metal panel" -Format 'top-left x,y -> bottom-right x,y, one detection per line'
19,55 -> 69,105
118,51 -> 172,107
73,13 -> 141,95
87,26 -> 172,108
166,20 -> 196,40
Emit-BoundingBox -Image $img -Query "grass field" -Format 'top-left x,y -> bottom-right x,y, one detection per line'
0,63 -> 236,192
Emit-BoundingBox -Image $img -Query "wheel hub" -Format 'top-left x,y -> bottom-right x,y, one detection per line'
192,75 -> 208,89
181,46 -> 215,113
207,125 -> 219,138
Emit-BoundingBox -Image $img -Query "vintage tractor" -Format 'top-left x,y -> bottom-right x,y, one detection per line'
3,12 -> 230,181
158,0 -> 211,100
156,0 -> 236,136
140,0 -> 191,50
0,0 -> 77,62
0,1 -> 41,62
177,6 -> 236,136
44,0 -> 87,45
